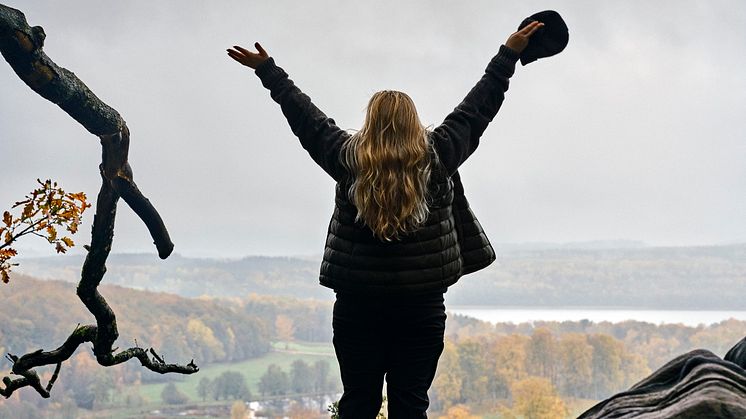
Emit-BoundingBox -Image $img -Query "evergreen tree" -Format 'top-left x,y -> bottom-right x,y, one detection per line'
213,371 -> 251,400
290,359 -> 314,394
197,377 -> 213,401
259,364 -> 290,396
161,383 -> 189,405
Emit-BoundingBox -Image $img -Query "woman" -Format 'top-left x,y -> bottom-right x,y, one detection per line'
228,20 -> 543,418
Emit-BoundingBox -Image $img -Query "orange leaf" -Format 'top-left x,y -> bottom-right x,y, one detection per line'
0,248 -> 17,258
69,192 -> 87,202
2,211 -> 11,227
46,226 -> 57,242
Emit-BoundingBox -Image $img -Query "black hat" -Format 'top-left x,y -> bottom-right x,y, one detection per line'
517,10 -> 569,66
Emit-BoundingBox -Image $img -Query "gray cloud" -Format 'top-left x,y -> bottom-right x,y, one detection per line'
2,0 -> 744,258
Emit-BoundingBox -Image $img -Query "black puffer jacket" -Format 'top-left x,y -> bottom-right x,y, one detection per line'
256,45 -> 519,295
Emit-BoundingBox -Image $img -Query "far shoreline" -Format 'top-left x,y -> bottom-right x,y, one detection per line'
447,306 -> 746,327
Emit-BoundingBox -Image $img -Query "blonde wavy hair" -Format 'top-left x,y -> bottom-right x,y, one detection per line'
341,90 -> 432,241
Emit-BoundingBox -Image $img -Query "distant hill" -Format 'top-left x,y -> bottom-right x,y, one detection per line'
451,243 -> 746,309
14,243 -> 746,309
0,273 -> 339,379
493,240 -> 647,251
0,274 -> 271,374
16,253 -> 328,299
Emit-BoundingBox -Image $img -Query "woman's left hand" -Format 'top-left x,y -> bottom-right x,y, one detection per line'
227,42 -> 269,69
505,21 -> 544,54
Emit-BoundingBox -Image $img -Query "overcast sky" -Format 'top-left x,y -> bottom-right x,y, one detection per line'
1,1 -> 745,258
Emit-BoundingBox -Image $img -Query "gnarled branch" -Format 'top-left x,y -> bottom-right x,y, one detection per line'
0,4 -> 173,258
0,4 -> 197,399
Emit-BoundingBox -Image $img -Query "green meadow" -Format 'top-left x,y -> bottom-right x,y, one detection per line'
139,341 -> 337,402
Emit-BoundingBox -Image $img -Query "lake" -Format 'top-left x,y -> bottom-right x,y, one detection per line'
447,307 -> 746,327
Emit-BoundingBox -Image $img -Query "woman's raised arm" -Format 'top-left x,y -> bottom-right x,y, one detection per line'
228,43 -> 350,181
431,21 -> 543,174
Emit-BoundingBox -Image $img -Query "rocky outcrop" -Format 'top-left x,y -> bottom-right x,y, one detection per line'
579,338 -> 746,418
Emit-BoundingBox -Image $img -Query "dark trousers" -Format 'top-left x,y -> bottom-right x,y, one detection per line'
332,290 -> 446,419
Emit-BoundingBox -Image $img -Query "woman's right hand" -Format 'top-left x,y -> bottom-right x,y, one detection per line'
227,42 -> 269,69
505,21 -> 544,54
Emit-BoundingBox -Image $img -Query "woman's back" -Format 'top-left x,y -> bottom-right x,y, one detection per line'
322,150 -> 462,294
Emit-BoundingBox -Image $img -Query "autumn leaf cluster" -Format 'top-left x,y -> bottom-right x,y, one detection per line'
0,179 -> 90,283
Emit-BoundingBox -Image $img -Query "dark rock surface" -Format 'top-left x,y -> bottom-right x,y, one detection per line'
579,339 -> 746,418
724,337 -> 746,368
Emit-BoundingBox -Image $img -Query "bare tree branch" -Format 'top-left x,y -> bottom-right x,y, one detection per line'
0,4 -> 198,399
0,4 -> 173,258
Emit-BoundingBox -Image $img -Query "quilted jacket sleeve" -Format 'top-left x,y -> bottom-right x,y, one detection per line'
431,45 -> 520,174
255,58 -> 350,181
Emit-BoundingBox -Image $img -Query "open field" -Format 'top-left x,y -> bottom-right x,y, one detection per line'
140,341 -> 337,402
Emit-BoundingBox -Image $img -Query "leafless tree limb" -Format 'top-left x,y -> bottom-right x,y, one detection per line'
0,4 -> 173,258
0,3 -> 198,399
